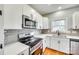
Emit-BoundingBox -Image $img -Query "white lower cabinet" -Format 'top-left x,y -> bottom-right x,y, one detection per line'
44,37 -> 70,54
51,38 -> 59,51
59,39 -> 70,53
43,36 -> 51,51
45,36 -> 51,48
51,37 -> 70,54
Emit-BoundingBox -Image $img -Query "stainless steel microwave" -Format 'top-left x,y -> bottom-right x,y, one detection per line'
22,15 -> 36,29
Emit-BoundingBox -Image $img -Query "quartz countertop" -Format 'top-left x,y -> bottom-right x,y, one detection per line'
4,42 -> 29,55
34,34 -> 79,39
34,34 -> 53,38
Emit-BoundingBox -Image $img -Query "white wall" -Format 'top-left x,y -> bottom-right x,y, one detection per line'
44,6 -> 79,35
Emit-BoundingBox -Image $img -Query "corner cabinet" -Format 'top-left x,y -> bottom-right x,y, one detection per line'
4,4 -> 23,29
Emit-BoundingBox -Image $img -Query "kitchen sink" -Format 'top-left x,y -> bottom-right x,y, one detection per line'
52,34 -> 67,38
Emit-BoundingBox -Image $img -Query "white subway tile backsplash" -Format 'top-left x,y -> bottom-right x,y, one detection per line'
4,29 -> 41,45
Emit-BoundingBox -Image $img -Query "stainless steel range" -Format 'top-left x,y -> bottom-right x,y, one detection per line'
18,33 -> 43,55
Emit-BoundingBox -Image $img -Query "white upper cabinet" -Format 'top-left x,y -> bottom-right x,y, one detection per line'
4,4 -> 23,29
23,5 -> 37,21
23,5 -> 43,29
4,4 -> 43,29
72,12 -> 79,29
42,17 -> 49,29
35,12 -> 43,29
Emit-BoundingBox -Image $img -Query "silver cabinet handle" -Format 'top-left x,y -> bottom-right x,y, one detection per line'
75,26 -> 77,29
0,44 -> 3,49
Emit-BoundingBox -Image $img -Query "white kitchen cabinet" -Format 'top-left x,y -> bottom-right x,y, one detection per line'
23,5 -> 43,29
23,5 -> 32,18
45,36 -> 51,48
42,17 -> 49,29
59,38 -> 70,53
0,5 -> 4,55
23,5 -> 37,21
51,37 -> 70,54
72,12 -> 79,29
51,38 -> 59,50
4,4 -> 23,29
36,12 -> 43,29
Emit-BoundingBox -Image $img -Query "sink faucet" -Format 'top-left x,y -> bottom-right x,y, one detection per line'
56,30 -> 60,36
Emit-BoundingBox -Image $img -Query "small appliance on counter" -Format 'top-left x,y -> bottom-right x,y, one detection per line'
18,33 -> 43,55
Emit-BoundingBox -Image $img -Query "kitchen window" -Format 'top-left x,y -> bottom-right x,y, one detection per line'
51,19 -> 65,32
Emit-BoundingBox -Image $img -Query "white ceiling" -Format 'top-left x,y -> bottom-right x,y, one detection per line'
29,4 -> 79,15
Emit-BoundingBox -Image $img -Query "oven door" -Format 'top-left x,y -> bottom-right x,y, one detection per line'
32,46 -> 43,55
30,41 -> 43,55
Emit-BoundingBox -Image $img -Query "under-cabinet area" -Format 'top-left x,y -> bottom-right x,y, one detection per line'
1,4 -> 79,55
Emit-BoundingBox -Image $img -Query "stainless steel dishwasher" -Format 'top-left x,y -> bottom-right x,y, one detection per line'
70,39 -> 79,55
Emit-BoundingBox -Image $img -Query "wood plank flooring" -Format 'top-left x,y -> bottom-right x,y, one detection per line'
43,48 -> 66,55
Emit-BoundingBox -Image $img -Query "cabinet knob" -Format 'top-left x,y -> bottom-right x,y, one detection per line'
58,41 -> 60,44
0,10 -> 2,15
75,26 -> 77,29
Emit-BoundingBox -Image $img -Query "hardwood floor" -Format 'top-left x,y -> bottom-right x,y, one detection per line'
43,48 -> 66,55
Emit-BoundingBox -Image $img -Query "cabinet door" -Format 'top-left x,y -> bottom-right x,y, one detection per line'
72,12 -> 79,29
23,5 -> 32,17
23,5 -> 37,21
42,17 -> 49,29
4,4 -> 23,29
0,5 -> 4,55
45,37 -> 51,48
36,13 -> 43,29
59,39 -> 70,54
51,38 -> 59,51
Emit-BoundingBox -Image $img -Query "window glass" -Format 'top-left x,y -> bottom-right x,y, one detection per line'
51,20 -> 65,32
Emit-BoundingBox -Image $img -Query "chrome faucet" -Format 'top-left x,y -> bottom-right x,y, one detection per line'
56,30 -> 60,36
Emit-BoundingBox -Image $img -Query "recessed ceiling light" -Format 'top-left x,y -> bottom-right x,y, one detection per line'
58,6 -> 62,10
31,9 -> 35,12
